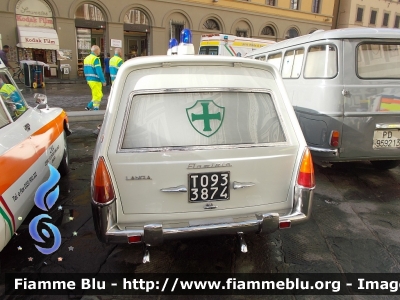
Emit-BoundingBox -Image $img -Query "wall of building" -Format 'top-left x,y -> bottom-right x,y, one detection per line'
334,0 -> 400,29
1,0 -> 336,79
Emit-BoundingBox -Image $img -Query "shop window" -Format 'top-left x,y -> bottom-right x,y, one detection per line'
202,19 -> 220,31
266,0 -> 275,6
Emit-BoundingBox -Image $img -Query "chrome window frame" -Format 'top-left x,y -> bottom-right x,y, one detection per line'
282,47 -> 305,79
303,43 -> 338,79
356,41 -> 400,80
117,88 -> 290,153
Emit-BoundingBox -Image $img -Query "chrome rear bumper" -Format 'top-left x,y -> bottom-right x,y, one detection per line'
91,185 -> 313,246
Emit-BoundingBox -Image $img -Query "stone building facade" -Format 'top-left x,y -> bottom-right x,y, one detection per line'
0,0 -> 335,79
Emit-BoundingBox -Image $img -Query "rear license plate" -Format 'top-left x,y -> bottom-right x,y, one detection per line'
373,129 -> 400,149
188,172 -> 230,202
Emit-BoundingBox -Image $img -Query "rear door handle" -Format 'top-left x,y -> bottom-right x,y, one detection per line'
233,181 -> 255,189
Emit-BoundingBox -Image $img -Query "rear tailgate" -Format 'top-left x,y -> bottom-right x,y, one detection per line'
108,90 -> 299,214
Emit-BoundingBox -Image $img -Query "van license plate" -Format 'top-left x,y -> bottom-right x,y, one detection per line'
188,172 -> 230,202
373,129 -> 400,149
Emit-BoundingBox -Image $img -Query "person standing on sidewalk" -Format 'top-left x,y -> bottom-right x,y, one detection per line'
0,45 -> 14,72
110,48 -> 123,84
84,45 -> 106,110
104,53 -> 111,86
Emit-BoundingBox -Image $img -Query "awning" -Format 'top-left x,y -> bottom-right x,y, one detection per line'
17,26 -> 59,50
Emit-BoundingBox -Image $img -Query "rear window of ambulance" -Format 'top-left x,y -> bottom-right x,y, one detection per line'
121,91 -> 286,149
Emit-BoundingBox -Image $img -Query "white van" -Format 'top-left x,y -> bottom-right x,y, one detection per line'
199,34 -> 275,57
246,28 -> 400,169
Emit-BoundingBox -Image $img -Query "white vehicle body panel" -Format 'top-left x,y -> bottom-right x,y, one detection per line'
92,55 -> 313,246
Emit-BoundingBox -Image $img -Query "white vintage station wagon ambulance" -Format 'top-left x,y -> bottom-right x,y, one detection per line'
91,47 -> 315,262
0,58 -> 70,252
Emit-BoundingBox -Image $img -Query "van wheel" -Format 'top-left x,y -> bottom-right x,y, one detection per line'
370,160 -> 400,170
58,131 -> 69,176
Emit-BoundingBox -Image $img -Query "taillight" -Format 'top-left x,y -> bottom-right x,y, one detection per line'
128,235 -> 142,244
330,130 -> 340,147
93,157 -> 115,204
297,148 -> 315,188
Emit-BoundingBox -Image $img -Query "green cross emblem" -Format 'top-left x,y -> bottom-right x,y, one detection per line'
186,100 -> 225,137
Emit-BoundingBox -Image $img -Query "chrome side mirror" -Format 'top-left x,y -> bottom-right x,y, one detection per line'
34,93 -> 49,110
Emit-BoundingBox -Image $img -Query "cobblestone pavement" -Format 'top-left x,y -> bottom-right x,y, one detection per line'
1,119 -> 400,300
18,81 -> 111,112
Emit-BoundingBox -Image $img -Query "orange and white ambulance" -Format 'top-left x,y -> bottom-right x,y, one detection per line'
0,58 -> 70,251
199,34 -> 275,57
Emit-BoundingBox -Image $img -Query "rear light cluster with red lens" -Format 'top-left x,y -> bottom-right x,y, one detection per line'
297,148 -> 315,189
330,130 -> 340,147
92,157 -> 116,204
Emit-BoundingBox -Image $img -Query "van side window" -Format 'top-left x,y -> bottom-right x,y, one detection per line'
0,73 -> 27,120
304,45 -> 337,78
0,95 -> 12,129
266,53 -> 282,70
357,43 -> 400,79
282,48 -> 304,78
255,56 -> 266,61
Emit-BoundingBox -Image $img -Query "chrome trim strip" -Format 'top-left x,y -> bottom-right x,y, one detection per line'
233,181 -> 255,189
117,88 -> 290,153
308,146 -> 339,155
375,123 -> 400,129
160,185 -> 187,193
91,185 -> 313,245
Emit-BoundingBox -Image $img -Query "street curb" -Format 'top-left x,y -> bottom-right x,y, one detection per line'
67,110 -> 105,122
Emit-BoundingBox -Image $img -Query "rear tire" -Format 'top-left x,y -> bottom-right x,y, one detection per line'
370,160 -> 400,170
58,131 -> 69,176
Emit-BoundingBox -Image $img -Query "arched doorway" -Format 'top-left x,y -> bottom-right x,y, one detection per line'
124,9 -> 150,60
75,3 -> 106,77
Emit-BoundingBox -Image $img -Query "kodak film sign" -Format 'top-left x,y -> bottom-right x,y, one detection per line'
16,15 -> 54,28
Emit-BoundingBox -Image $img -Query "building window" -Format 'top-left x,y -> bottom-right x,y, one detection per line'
170,21 -> 185,43
395,15 -> 400,28
236,29 -> 248,37
75,4 -> 104,21
369,10 -> 377,25
266,0 -> 275,5
312,0 -> 320,14
285,27 -> 299,39
124,9 -> 149,25
202,19 -> 220,31
261,26 -> 275,36
291,0 -> 299,10
383,13 -> 390,27
356,7 -> 364,22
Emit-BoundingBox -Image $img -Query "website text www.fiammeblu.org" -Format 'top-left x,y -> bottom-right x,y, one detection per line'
6,274 -> 400,295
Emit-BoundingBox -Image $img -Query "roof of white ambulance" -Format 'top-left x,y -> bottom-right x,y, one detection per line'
247,27 -> 400,57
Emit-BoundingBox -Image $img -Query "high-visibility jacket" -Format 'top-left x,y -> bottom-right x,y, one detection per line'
110,55 -> 123,82
0,83 -> 26,114
84,53 -> 106,83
